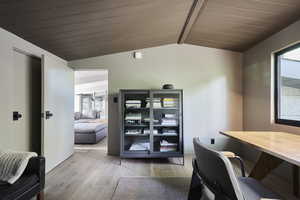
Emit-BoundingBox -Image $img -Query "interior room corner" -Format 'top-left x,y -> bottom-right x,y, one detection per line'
1,1 -> 300,200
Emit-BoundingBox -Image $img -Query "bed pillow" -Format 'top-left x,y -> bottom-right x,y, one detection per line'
81,110 -> 97,119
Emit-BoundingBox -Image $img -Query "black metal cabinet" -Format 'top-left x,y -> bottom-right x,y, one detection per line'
119,89 -> 183,159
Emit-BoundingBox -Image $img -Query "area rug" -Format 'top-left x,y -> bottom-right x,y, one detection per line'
111,177 -> 191,200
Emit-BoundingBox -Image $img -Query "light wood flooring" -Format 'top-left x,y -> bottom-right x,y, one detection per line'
45,138 -> 299,200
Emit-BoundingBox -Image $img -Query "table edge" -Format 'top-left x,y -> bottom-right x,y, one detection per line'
220,131 -> 300,166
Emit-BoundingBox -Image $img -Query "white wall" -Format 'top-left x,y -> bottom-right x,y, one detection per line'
0,28 -> 74,171
70,44 -> 243,155
243,19 -> 300,181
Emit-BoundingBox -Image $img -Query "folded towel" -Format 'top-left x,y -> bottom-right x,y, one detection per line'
0,150 -> 37,184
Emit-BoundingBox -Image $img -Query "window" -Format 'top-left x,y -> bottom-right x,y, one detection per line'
275,43 -> 300,126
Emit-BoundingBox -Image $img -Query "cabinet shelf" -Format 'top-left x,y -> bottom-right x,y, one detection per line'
153,107 -> 178,110
153,125 -> 179,127
126,107 -> 149,111
124,124 -> 149,127
125,134 -> 149,136
123,150 -> 150,154
154,134 -> 178,137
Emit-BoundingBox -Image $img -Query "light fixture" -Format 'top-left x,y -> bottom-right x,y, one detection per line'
133,51 -> 143,59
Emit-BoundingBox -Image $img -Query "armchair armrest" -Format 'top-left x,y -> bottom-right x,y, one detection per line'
23,156 -> 45,189
222,151 -> 246,177
221,151 -> 236,158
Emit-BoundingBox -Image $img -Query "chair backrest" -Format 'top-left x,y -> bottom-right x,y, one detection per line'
193,138 -> 244,200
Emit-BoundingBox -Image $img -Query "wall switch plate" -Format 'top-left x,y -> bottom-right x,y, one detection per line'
113,97 -> 118,103
210,138 -> 215,144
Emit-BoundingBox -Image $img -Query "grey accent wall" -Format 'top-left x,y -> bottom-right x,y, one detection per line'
70,44 -> 243,155
243,19 -> 300,181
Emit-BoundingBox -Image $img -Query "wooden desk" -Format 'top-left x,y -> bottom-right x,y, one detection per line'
220,131 -> 300,196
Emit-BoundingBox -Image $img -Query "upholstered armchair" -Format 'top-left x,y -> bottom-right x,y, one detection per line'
0,156 -> 45,200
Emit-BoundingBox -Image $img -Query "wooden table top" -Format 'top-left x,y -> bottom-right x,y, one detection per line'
220,131 -> 300,166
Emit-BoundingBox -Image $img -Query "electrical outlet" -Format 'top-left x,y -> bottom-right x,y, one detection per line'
210,138 -> 215,145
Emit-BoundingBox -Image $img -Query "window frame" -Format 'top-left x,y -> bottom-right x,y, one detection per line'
274,42 -> 300,127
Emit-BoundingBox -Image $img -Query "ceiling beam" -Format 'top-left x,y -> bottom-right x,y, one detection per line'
177,0 -> 207,44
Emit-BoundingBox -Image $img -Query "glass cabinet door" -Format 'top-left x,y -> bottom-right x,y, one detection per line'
122,90 -> 150,153
150,90 -> 182,154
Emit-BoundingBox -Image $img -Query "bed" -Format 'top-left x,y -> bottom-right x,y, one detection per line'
74,119 -> 107,144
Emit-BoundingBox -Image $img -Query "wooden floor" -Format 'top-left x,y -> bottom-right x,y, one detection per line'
45,138 -> 299,200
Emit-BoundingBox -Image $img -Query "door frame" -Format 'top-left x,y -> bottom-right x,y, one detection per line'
73,68 -> 109,151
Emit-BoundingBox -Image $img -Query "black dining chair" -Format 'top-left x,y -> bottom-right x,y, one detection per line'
188,138 -> 281,200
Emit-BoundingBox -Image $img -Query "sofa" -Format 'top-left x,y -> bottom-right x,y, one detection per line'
0,156 -> 45,200
74,119 -> 107,144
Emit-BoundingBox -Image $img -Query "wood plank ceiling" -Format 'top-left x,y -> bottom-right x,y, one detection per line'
185,0 -> 300,51
1,0 -> 300,60
0,0 -> 194,60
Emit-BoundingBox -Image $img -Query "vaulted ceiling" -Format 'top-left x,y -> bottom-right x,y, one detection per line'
1,0 -> 300,60
186,0 -> 300,51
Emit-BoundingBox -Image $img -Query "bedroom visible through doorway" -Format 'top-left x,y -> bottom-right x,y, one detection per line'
73,70 -> 108,152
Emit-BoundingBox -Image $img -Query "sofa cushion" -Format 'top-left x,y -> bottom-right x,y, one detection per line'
0,174 -> 39,200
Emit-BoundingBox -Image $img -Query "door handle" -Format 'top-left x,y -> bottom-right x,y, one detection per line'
13,111 -> 22,121
45,111 -> 53,119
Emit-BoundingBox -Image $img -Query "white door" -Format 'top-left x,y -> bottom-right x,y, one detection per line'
12,50 -> 41,153
42,55 -> 74,172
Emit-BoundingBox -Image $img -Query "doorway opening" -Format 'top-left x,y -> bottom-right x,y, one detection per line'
13,49 -> 42,155
73,70 -> 108,153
